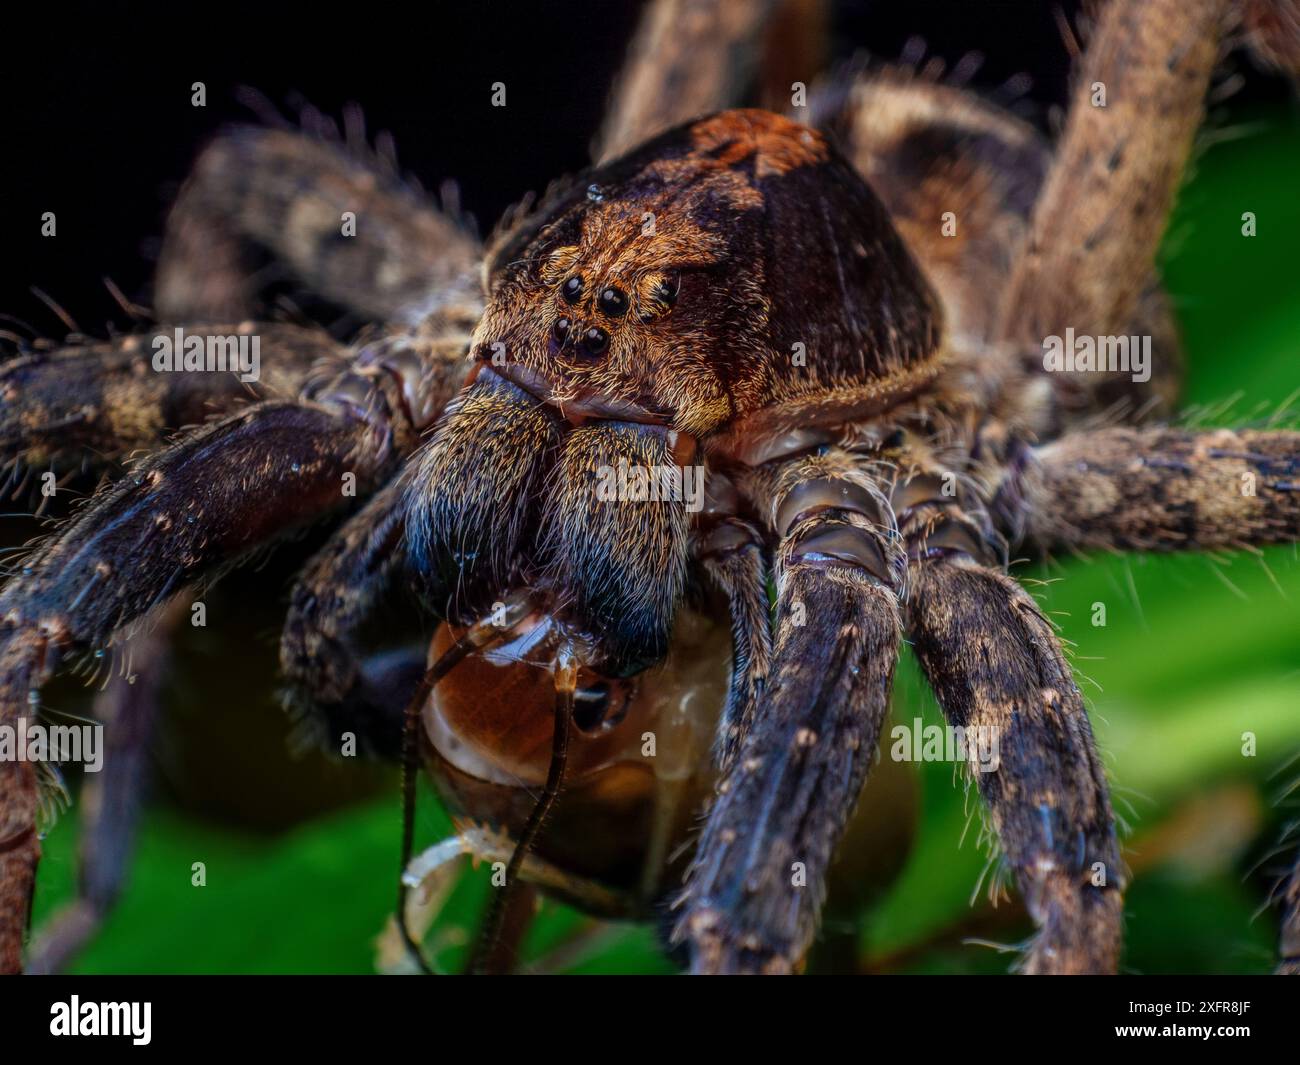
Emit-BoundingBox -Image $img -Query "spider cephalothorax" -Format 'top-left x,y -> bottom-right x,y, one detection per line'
2,0 -> 1299,977
477,111 -> 941,435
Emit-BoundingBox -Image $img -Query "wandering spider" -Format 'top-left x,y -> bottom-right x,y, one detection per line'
2,0 -> 1299,976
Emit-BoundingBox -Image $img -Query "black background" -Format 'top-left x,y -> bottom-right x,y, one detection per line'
8,972 -> 1297,1048
1,0 -> 1290,341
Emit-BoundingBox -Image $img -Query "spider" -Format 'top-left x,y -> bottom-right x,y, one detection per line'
2,0 -> 1299,976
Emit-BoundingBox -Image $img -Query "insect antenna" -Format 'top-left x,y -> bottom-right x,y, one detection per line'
468,644 -> 577,975
396,598 -> 528,974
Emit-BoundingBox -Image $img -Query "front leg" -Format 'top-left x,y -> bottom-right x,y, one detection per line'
677,453 -> 902,973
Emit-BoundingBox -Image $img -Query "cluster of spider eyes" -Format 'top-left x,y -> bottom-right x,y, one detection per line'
552,271 -> 679,360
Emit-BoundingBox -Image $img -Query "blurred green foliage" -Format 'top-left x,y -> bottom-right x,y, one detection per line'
31,109 -> 1300,975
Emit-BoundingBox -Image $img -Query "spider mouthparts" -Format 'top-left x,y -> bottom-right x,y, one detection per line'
475,363 -> 683,439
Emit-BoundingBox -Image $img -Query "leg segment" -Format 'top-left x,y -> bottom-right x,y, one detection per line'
677,458 -> 902,973
280,480 -> 417,759
1018,426 -> 1300,552
2,399 -> 395,651
1,323 -> 345,470
595,0 -> 787,163
907,555 -> 1125,973
1281,851 -> 1300,974
24,596 -> 188,974
995,0 -> 1232,422
155,126 -> 481,326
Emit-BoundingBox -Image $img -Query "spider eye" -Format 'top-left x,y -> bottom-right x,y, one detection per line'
599,286 -> 628,317
637,270 -> 683,322
552,317 -> 571,345
580,325 -> 610,358
655,271 -> 681,306
562,276 -> 583,303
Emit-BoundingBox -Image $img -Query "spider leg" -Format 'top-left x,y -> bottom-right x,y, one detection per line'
995,0 -> 1231,423
1281,855 -> 1300,974
1011,426 -> 1300,970
1014,426 -> 1300,552
155,125 -> 481,326
1,323 -> 344,472
676,454 -> 903,973
23,595 -> 188,974
905,534 -> 1124,973
280,480 -> 423,759
595,0 -> 826,163
0,359 -> 417,972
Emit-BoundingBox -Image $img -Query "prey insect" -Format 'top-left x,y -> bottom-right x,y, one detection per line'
2,0 -> 1299,974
